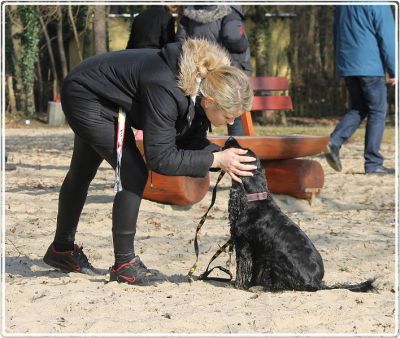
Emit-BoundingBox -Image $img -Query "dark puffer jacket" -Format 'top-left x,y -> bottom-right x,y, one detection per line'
175,5 -> 252,74
63,42 -> 219,177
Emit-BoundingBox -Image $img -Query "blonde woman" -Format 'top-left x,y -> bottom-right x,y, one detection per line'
43,38 -> 255,285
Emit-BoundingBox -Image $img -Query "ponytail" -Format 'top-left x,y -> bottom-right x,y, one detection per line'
178,38 -> 253,115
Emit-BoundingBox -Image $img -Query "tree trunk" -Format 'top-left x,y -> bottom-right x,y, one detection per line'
6,75 -> 17,115
56,6 -> 68,80
38,13 -> 59,99
68,5 -> 83,62
36,61 -> 44,115
254,25 -> 268,76
8,5 -> 24,113
287,5 -> 345,117
93,5 -> 107,54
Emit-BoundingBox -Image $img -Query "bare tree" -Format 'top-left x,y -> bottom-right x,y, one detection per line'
68,5 -> 83,62
93,5 -> 107,54
38,9 -> 59,99
56,6 -> 69,80
7,5 -> 24,114
6,75 -> 17,115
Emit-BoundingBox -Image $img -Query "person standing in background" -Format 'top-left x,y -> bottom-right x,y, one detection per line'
325,5 -> 396,175
126,6 -> 177,49
175,5 -> 252,136
126,5 -> 178,139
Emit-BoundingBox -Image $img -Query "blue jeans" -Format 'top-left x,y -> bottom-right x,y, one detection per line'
330,77 -> 388,171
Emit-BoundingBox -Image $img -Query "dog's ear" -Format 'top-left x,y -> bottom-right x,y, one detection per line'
223,136 -> 242,150
240,152 -> 269,194
228,185 -> 248,222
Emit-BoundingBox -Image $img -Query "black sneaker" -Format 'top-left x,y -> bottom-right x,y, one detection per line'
325,143 -> 342,172
43,243 -> 99,275
109,256 -> 152,285
365,166 -> 395,175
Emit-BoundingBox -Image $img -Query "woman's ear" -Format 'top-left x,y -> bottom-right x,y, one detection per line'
203,97 -> 215,109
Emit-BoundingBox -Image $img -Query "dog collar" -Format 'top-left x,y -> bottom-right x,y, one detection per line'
246,192 -> 268,202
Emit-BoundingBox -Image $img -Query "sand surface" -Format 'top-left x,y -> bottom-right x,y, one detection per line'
3,127 -> 397,336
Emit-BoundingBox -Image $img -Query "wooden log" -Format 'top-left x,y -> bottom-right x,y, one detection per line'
207,135 -> 329,160
142,159 -> 324,204
134,140 -> 209,205
135,137 -> 327,204
143,172 -> 210,205
263,159 -> 324,200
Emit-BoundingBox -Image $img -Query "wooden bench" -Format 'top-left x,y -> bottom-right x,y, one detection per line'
137,76 -> 328,205
209,76 -> 328,201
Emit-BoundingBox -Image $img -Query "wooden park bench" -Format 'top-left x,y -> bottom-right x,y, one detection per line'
136,76 -> 328,205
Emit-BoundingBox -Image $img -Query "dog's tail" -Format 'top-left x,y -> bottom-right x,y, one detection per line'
320,278 -> 375,292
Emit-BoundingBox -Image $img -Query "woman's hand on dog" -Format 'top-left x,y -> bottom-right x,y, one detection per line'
212,148 -> 257,182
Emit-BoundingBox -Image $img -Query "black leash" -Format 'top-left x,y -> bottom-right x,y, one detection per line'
199,238 -> 234,282
187,171 -> 233,282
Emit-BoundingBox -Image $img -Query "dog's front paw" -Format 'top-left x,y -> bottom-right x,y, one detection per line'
234,278 -> 251,290
248,285 -> 266,293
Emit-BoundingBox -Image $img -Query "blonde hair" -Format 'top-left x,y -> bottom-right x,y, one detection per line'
200,66 -> 253,115
178,38 -> 253,115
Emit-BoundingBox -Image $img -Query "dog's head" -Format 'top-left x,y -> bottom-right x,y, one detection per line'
223,137 -> 268,193
224,137 -> 270,221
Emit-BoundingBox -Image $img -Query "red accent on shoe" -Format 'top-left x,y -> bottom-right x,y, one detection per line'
50,244 -> 82,271
51,243 -> 83,254
66,261 -> 81,271
51,243 -> 75,254
118,274 -> 137,284
112,258 -> 136,272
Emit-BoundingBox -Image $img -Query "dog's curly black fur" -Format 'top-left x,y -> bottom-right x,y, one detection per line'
225,137 -> 373,292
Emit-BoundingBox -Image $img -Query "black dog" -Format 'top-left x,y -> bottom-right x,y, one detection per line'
225,137 -> 373,292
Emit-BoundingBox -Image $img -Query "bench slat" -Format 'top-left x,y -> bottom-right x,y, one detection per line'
136,136 -> 328,161
250,76 -> 289,91
251,95 -> 293,111
207,135 -> 328,160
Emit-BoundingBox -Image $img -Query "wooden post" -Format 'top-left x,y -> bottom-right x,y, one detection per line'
241,111 -> 256,136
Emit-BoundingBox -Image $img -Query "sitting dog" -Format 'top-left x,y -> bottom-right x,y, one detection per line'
225,137 -> 373,292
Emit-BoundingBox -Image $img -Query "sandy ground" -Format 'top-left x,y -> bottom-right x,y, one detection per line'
3,127 -> 397,336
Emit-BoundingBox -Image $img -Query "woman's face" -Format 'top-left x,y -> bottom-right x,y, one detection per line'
200,97 -> 239,127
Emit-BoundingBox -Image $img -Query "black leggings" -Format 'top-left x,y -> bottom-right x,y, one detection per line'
55,82 -> 148,257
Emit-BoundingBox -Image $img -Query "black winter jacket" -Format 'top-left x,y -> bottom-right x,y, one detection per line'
175,5 -> 252,74
126,6 -> 175,49
63,43 -> 219,177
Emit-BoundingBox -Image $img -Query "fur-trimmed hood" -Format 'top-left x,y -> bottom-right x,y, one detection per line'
183,5 -> 232,24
